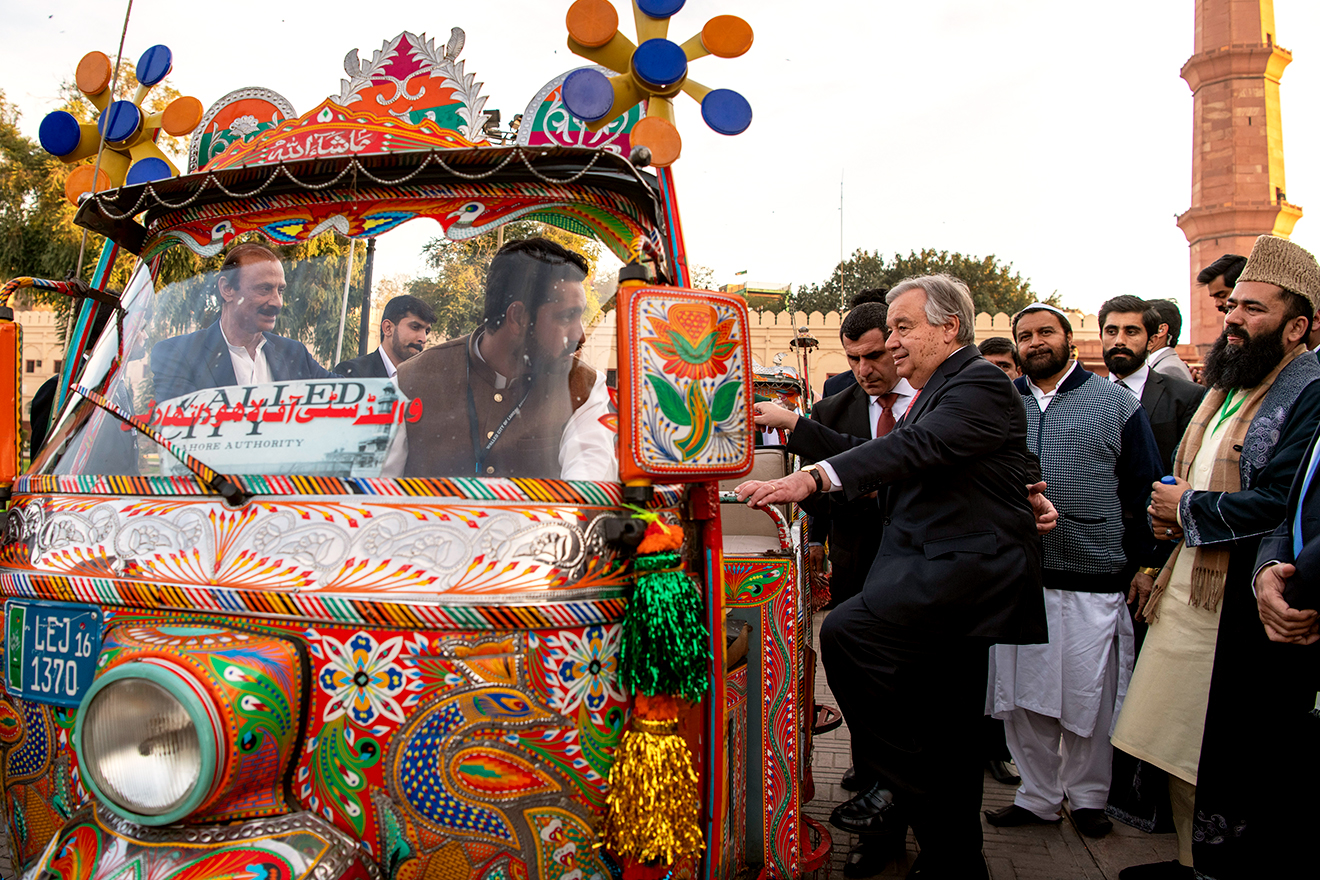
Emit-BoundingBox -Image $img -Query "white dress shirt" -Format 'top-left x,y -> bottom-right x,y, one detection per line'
1107,363 -> 1148,401
221,323 -> 271,386
1025,359 -> 1078,414
870,378 -> 917,434
378,347 -> 398,379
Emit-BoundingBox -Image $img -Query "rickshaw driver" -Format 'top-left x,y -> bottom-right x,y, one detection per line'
380,237 -> 615,480
150,242 -> 338,401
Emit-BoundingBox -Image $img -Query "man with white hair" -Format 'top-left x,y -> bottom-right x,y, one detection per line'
737,275 -> 1049,879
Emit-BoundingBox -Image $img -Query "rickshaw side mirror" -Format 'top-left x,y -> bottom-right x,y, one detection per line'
616,285 -> 755,484
0,307 -> 20,493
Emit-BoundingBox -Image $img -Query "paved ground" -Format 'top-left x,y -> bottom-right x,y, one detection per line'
805,611 -> 1179,879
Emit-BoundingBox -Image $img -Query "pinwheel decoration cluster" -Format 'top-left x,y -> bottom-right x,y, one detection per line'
561,0 -> 753,166
38,45 -> 203,204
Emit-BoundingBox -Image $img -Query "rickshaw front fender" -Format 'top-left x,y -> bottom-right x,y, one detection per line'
24,806 -> 379,880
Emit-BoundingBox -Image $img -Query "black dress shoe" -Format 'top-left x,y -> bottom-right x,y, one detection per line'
830,782 -> 901,835
1071,807 -> 1113,838
843,830 -> 907,878
1118,861 -> 1194,880
986,759 -> 1021,785
841,764 -> 867,792
983,803 -> 1060,826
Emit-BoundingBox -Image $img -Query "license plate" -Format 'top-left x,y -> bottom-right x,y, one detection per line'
5,600 -> 101,707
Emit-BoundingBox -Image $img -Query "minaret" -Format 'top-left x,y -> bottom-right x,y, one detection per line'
1176,0 -> 1303,351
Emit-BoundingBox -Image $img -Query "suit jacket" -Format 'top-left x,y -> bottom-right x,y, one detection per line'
150,322 -> 337,402
793,345 -> 1047,643
789,383 -> 885,604
334,349 -> 391,379
822,370 -> 857,398
1256,416 -> 1320,611
1139,370 -> 1206,473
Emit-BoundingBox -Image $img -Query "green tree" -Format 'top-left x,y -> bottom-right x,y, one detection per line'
790,248 -> 1059,316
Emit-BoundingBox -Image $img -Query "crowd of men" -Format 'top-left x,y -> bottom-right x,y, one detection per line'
737,234 -> 1320,880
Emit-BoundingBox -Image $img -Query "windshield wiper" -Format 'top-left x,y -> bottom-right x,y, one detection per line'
70,384 -> 249,505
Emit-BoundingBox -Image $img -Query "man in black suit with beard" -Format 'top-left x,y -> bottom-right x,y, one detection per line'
1099,295 -> 1206,473
334,294 -> 435,379
739,274 -> 1050,880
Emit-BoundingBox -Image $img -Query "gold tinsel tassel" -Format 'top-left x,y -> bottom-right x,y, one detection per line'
603,694 -> 704,870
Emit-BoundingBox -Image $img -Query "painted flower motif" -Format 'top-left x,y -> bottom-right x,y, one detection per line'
598,385 -> 619,434
642,302 -> 738,382
318,632 -> 408,726
549,625 -> 625,716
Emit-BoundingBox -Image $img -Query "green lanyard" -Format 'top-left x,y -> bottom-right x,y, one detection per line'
1212,390 -> 1244,434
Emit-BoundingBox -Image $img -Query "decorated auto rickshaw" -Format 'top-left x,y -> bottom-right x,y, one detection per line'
0,3 -> 829,878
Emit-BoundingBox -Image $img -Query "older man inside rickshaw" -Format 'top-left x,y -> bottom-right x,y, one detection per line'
381,237 -> 616,480
150,242 -> 338,400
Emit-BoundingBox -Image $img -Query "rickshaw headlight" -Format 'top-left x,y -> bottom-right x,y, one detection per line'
74,661 -> 221,825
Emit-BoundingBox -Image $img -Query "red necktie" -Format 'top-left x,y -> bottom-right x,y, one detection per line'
876,392 -> 899,437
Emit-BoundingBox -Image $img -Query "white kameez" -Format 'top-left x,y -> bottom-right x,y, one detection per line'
988,588 -> 1135,738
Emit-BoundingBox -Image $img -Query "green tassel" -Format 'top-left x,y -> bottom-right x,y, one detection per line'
621,552 -> 711,701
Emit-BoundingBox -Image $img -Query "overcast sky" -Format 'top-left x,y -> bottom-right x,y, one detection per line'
5,0 -> 1318,320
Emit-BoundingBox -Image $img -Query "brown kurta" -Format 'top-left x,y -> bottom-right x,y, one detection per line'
396,331 -> 596,478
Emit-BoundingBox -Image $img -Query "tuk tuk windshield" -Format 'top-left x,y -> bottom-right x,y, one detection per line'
36,232 -> 620,483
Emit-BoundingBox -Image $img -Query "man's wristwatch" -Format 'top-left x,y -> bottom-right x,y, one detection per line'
801,464 -> 826,494
1138,566 -> 1162,578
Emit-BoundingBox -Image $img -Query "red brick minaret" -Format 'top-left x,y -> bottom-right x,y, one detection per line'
1176,0 -> 1303,351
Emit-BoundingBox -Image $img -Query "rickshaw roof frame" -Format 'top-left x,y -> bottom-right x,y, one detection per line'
72,145 -> 671,278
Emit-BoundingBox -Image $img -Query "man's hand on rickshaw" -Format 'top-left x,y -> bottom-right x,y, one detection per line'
752,400 -> 799,431
735,472 -> 817,507
1026,481 -> 1058,535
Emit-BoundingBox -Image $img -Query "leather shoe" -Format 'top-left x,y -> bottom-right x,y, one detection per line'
1117,861 -> 1194,880
986,759 -> 1021,786
843,830 -> 907,878
983,803 -> 1060,826
1071,807 -> 1113,838
841,765 -> 867,792
830,782 -> 901,835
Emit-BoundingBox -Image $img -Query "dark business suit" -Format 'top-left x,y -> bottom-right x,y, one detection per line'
1138,370 -> 1206,474
789,383 -> 884,607
822,369 -> 857,398
805,345 -> 1046,876
334,349 -> 391,379
150,322 -> 337,402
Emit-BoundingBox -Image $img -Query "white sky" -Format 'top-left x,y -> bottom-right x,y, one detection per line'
4,0 -> 1318,321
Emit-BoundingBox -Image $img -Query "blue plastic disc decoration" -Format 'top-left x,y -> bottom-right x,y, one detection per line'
124,157 -> 172,186
631,39 -> 688,90
38,111 -> 83,157
98,101 -> 142,143
636,0 -> 686,17
561,68 -> 617,123
700,88 -> 753,136
136,45 -> 174,86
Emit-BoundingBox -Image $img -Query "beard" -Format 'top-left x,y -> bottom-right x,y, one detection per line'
1023,342 -> 1070,382
1201,319 -> 1289,390
1103,345 -> 1147,377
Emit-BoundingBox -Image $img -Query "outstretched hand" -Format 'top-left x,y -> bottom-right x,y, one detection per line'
734,471 -> 818,507
752,400 -> 799,431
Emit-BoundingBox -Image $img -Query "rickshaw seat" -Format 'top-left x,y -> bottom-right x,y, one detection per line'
718,447 -> 791,550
